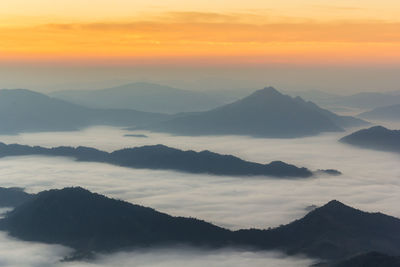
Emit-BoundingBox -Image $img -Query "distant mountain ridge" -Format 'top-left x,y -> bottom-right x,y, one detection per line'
135,87 -> 368,138
287,90 -> 400,111
340,126 -> 400,153
0,87 -> 367,137
50,82 -> 224,114
1,187 -> 399,263
359,104 -> 400,121
0,142 -> 334,178
0,88 -> 169,134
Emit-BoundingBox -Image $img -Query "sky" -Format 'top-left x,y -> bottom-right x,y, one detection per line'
1,0 -> 400,92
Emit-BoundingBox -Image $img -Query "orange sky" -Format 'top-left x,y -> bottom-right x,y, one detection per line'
1,1 -> 400,66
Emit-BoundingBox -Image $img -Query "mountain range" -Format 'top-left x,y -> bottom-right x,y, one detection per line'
50,82 -> 224,114
0,89 -> 169,134
287,90 -> 400,112
340,126 -> 400,153
0,87 -> 367,137
135,87 -> 368,138
0,187 -> 399,264
0,142 -> 336,178
359,104 -> 400,121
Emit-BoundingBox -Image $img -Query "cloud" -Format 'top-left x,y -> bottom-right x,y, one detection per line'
1,13 -> 400,65
0,232 -> 315,267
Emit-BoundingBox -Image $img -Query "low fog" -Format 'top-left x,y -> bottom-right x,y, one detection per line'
0,123 -> 399,265
0,232 -> 314,267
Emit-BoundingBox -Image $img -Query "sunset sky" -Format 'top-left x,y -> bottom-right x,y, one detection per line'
1,0 -> 400,92
1,0 -> 400,66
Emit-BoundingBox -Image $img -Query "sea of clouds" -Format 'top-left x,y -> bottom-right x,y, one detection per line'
0,123 -> 398,266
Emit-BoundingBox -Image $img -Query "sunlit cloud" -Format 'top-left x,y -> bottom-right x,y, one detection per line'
1,12 -> 400,66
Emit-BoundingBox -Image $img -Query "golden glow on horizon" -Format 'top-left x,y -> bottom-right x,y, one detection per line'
1,1 -> 400,66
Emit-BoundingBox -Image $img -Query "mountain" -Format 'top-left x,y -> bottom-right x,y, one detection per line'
340,126 -> 400,153
136,87 -> 368,138
0,89 -> 169,134
359,104 -> 400,121
331,92 -> 400,110
0,187 -> 33,207
0,187 -> 232,255
50,82 -> 224,114
236,199 -> 400,260
287,90 -> 400,111
0,142 -> 324,178
1,187 -> 400,263
331,252 -> 400,267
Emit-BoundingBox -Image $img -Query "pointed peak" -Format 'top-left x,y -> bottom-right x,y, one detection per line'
313,200 -> 354,213
323,199 -> 346,208
260,86 -> 281,94
249,87 -> 284,98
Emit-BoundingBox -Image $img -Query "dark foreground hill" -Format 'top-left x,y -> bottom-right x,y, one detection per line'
0,142 -> 325,178
236,200 -> 400,260
359,104 -> 400,121
0,89 -> 169,134
0,187 -> 399,264
333,252 -> 400,267
340,126 -> 400,153
135,87 -> 368,138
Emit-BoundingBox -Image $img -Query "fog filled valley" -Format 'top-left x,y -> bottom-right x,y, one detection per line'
0,79 -> 398,267
0,118 -> 399,266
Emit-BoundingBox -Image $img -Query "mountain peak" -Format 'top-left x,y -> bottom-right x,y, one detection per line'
253,86 -> 282,97
321,199 -> 348,210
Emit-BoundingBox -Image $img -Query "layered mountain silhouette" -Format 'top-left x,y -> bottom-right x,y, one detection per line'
135,87 -> 368,138
0,89 -> 169,134
359,104 -> 400,121
340,126 -> 400,153
1,187 -> 399,263
50,82 -> 224,114
0,142 -> 325,178
0,87 -> 367,137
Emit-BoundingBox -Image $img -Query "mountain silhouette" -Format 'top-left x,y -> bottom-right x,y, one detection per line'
0,142 -> 322,178
359,104 -> 400,121
1,187 -> 399,263
0,89 -> 169,134
0,187 -> 33,207
235,199 -> 400,260
50,82 -> 224,114
340,126 -> 400,153
137,87 -> 368,138
329,252 -> 400,267
0,187 -> 232,255
287,90 -> 400,111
